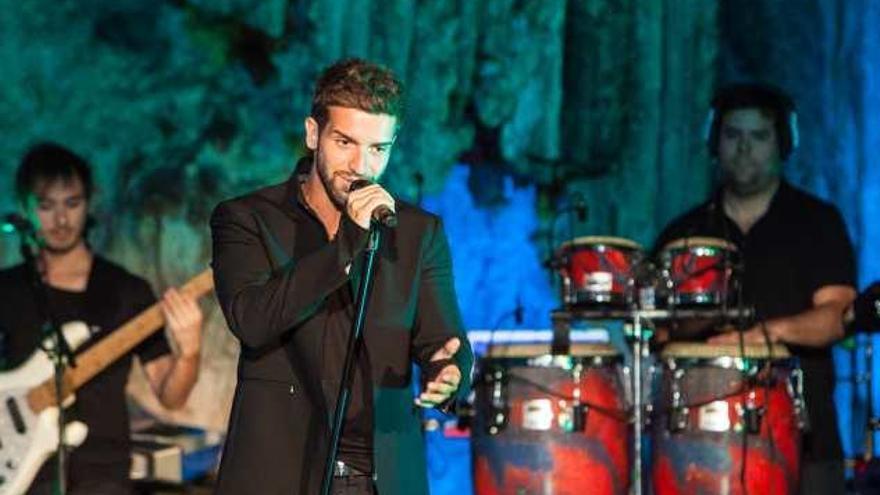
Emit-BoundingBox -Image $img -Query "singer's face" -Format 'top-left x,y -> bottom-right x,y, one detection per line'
27,177 -> 89,254
304,106 -> 397,207
717,108 -> 782,195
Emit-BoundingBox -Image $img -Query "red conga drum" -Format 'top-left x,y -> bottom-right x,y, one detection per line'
472,342 -> 631,495
651,343 -> 804,495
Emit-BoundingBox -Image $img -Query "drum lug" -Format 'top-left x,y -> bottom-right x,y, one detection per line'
571,403 -> 588,432
788,367 -> 810,431
485,366 -> 509,435
669,368 -> 687,432
742,392 -> 762,434
744,404 -> 763,434
669,406 -> 689,432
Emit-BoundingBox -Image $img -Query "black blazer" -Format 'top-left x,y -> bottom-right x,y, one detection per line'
210,176 -> 473,494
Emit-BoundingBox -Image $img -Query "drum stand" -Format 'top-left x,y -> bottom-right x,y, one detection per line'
630,311 -> 647,495
553,307 -> 653,495
864,336 -> 879,461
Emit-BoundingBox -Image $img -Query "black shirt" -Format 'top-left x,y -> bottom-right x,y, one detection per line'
655,180 -> 856,462
0,256 -> 170,485
294,179 -> 374,474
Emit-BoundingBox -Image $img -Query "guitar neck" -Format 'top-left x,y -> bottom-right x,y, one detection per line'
27,269 -> 214,412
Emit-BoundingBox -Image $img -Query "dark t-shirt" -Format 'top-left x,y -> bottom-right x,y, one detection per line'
655,180 -> 857,462
0,256 -> 170,486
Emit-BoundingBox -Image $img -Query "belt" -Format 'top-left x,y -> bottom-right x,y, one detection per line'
333,461 -> 371,478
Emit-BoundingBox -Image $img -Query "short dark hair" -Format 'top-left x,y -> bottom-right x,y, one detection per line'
707,83 -> 797,160
16,142 -> 93,204
310,58 -> 405,129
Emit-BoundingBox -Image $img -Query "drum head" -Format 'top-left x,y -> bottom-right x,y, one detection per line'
661,237 -> 737,252
483,342 -> 619,359
660,342 -> 791,359
559,236 -> 643,252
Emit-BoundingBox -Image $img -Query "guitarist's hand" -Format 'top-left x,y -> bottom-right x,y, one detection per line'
161,288 -> 203,359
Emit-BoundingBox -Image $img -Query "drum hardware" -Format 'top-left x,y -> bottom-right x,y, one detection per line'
744,391 -> 763,434
668,369 -> 688,433
847,283 -> 880,466
789,367 -> 810,432
570,361 -> 586,432
483,366 -> 509,435
631,311 -> 648,495
570,404 -> 588,432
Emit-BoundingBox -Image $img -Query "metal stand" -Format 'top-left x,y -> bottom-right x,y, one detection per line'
320,226 -> 382,495
631,312 -> 645,495
18,229 -> 74,495
865,335 -> 878,461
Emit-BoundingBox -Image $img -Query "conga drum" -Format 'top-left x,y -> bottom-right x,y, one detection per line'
472,341 -> 631,495
651,342 -> 805,495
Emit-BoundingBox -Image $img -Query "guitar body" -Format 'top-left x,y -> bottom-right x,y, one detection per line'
0,322 -> 90,495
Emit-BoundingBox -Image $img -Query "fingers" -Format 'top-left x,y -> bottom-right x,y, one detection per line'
429,337 -> 461,362
161,288 -> 204,358
706,328 -> 763,345
415,364 -> 461,408
346,184 -> 395,229
433,365 -> 461,386
162,289 -> 202,327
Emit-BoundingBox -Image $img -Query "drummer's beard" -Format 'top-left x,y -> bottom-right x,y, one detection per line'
721,157 -> 781,197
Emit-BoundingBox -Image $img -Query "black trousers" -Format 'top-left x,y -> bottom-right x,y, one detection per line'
28,478 -> 132,495
331,475 -> 376,495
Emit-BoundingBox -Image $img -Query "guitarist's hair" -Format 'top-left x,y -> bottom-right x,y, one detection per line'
15,142 -> 94,204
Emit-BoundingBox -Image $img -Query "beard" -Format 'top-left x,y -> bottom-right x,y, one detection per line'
721,158 -> 779,196
315,153 -> 358,209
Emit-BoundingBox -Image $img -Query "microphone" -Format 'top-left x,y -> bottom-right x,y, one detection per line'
1,213 -> 34,234
852,282 -> 880,331
349,179 -> 397,228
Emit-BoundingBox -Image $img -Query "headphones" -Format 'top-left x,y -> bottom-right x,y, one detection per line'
704,83 -> 799,160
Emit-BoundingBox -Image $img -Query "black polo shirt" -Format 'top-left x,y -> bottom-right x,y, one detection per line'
655,180 -> 857,462
0,256 -> 170,486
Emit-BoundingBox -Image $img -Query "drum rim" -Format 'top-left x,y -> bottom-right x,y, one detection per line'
482,343 -> 620,359
661,237 -> 738,251
559,236 -> 643,251
660,342 -> 791,359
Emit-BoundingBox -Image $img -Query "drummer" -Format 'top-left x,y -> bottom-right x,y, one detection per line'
654,83 -> 856,495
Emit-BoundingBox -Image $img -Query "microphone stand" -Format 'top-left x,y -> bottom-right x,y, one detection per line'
18,231 -> 75,495
320,224 -> 382,495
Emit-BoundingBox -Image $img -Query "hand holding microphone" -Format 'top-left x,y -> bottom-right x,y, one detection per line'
347,179 -> 397,229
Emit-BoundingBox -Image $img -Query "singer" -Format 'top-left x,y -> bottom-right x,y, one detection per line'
654,83 -> 857,494
210,58 -> 473,494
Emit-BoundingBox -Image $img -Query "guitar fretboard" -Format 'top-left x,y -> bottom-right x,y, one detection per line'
27,269 -> 214,412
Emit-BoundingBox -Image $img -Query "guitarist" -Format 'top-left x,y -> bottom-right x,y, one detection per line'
0,142 -> 204,494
